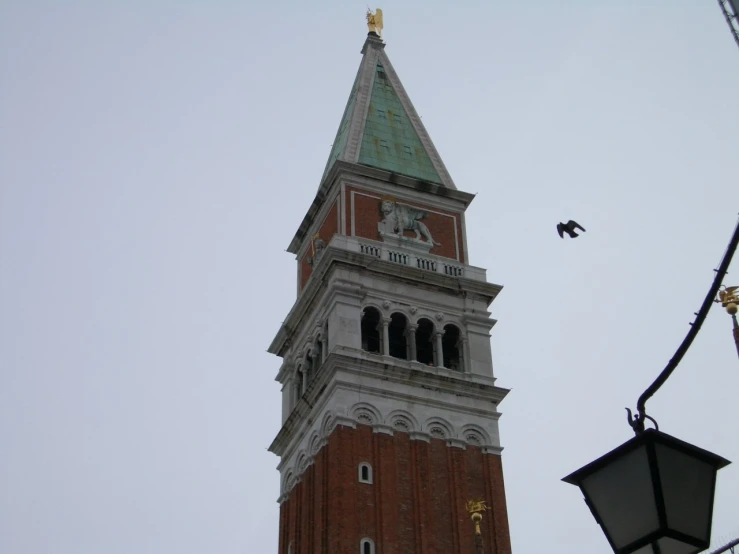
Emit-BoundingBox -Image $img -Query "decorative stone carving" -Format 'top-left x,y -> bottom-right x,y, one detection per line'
434,313 -> 444,322
382,300 -> 391,310
409,306 -> 417,315
307,234 -> 326,267
297,453 -> 309,473
392,417 -> 412,432
356,411 -> 374,425
429,425 -> 447,439
378,198 -> 440,247
285,473 -> 296,492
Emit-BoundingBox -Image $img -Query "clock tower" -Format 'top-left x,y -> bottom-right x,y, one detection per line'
268,26 -> 512,554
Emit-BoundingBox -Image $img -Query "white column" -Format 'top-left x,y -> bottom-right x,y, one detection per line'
459,336 -> 469,373
407,323 -> 418,361
435,330 -> 445,368
300,365 -> 307,395
293,371 -> 302,405
282,376 -> 294,422
408,253 -> 418,270
381,317 -> 391,356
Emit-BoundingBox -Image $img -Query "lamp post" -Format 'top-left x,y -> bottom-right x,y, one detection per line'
563,216 -> 739,554
715,285 -> 739,360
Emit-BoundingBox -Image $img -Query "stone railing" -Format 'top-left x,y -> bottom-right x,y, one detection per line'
328,235 -> 487,282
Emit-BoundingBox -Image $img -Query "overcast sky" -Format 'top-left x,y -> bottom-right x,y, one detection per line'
2,1 -> 739,553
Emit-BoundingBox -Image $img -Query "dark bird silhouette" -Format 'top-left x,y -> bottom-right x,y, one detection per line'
557,220 -> 586,239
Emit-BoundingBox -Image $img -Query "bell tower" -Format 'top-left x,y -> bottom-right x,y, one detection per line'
268,24 -> 512,554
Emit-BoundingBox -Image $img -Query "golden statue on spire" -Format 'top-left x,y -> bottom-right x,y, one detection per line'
366,8 -> 384,36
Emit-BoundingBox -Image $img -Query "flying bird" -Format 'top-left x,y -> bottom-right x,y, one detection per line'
557,220 -> 586,239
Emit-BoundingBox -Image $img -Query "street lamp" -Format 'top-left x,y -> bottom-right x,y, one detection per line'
562,429 -> 729,554
563,216 -> 739,554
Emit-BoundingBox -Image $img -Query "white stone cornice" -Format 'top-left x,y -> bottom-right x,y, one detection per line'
333,415 -> 357,430
269,350 -> 509,469
409,431 -> 431,443
372,424 -> 394,436
337,165 -> 470,212
461,312 -> 497,328
273,384 -> 509,500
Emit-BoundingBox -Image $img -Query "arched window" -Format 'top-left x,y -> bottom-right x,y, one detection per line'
442,324 -> 462,371
388,312 -> 408,359
415,318 -> 435,365
358,462 -> 373,484
360,538 -> 375,554
361,307 -> 381,353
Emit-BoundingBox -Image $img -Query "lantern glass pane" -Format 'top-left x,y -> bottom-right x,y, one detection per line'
656,443 -> 715,542
581,445 -> 659,549
656,536 -> 702,554
631,546 -> 653,554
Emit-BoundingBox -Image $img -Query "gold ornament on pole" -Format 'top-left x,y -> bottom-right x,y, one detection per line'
466,500 -> 487,553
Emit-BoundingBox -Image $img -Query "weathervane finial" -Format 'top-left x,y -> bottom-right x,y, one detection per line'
366,8 -> 384,36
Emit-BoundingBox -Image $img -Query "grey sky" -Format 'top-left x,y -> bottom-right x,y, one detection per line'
1,1 -> 738,553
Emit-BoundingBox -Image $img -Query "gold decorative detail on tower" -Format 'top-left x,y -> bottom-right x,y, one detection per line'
466,500 -> 487,535
308,233 -> 326,267
366,8 -> 384,36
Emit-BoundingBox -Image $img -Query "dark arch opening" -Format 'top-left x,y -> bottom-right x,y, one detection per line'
361,307 -> 381,354
442,324 -> 461,370
388,312 -> 408,359
312,340 -> 323,373
304,353 -> 314,386
416,318 -> 435,366
295,367 -> 304,401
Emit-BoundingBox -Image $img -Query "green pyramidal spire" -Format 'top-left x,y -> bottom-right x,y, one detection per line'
319,32 -> 456,189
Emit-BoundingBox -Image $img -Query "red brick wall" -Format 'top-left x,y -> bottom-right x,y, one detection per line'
278,424 -> 511,554
299,199 -> 340,290
346,186 -> 465,263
